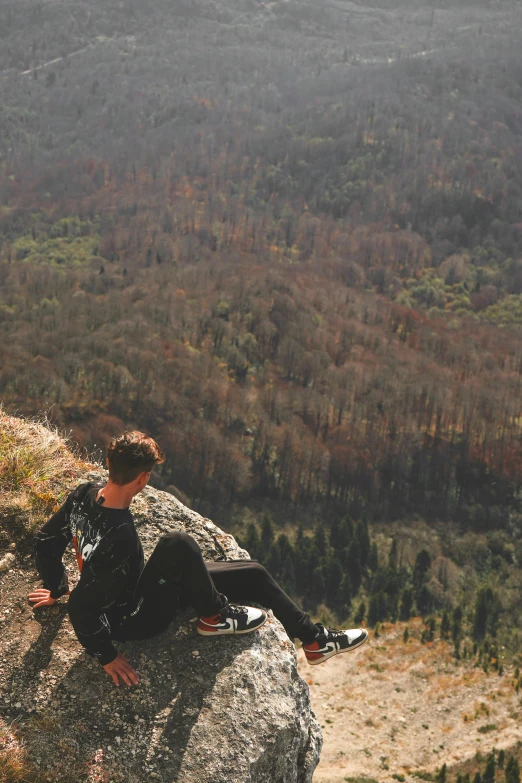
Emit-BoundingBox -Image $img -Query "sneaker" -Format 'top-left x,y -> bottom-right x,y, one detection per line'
303,623 -> 368,665
197,602 -> 267,636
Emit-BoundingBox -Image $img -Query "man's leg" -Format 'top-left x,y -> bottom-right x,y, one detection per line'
115,531 -> 227,641
206,560 -> 319,644
115,532 -> 265,641
206,560 -> 369,665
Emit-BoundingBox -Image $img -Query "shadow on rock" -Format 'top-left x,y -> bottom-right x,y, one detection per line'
0,602 -> 68,719
3,609 -> 261,782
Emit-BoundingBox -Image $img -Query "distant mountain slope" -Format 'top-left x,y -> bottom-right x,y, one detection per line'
1,0 -> 522,649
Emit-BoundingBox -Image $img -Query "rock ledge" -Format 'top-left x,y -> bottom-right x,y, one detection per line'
0,470 -> 322,783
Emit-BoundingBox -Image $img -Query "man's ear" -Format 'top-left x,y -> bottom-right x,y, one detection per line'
136,471 -> 151,488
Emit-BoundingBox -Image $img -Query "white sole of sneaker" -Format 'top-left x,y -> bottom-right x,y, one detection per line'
197,614 -> 268,636
306,629 -> 369,665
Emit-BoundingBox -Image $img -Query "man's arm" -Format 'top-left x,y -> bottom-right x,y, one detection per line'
67,532 -> 138,685
33,492 -> 75,599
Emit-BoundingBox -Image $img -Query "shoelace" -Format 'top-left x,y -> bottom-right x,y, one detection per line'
316,624 -> 343,640
220,603 -> 247,618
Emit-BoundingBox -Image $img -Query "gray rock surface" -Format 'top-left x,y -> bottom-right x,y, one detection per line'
0,472 -> 322,782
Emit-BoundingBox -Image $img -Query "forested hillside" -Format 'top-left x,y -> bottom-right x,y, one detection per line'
1,0 -> 522,656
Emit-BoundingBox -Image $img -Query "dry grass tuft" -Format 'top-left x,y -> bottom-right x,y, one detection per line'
0,406 -> 90,535
0,720 -> 47,783
0,413 -> 94,781
0,716 -> 118,783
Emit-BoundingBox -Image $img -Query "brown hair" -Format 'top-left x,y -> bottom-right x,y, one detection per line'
106,431 -> 165,486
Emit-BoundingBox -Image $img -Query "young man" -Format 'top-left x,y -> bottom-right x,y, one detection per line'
30,432 -> 368,686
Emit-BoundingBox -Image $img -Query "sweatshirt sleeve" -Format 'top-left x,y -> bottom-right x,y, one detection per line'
67,531 -> 134,666
34,492 -> 75,599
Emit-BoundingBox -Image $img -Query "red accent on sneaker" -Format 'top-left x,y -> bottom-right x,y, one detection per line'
197,614 -> 221,632
304,652 -> 324,661
303,641 -> 324,662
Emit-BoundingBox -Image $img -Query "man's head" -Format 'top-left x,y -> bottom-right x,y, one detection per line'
106,431 -> 165,488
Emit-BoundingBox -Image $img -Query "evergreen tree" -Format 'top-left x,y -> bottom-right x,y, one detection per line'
314,522 -> 328,557
413,550 -> 432,615
498,749 -> 505,768
344,516 -> 355,543
330,516 -> 353,551
368,592 -> 386,626
295,537 -> 311,595
346,538 -> 363,591
244,523 -> 260,558
473,587 -> 490,641
472,773 -> 482,783
304,540 -> 321,597
506,756 -> 521,783
329,517 -> 343,551
388,537 -> 398,570
277,533 -> 293,562
425,616 -> 436,642
311,563 -> 326,603
452,605 -> 463,642
260,513 -> 274,559
367,541 -> 379,571
399,587 -> 414,621
266,540 -> 281,577
354,600 -> 366,624
282,554 -> 296,594
383,567 -> 401,613
483,751 -> 495,783
473,588 -> 500,641
413,549 -> 431,592
355,517 -> 370,565
326,557 -> 344,605
388,595 -> 399,623
416,585 -> 433,616
440,609 -> 450,639
338,573 -> 352,615
435,763 -> 446,783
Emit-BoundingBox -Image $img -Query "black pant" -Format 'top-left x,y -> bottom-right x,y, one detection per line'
113,531 -> 318,644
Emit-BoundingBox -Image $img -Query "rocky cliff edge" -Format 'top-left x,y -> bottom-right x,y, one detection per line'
0,412 -> 322,783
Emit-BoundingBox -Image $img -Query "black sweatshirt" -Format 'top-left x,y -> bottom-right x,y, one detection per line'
34,482 -> 144,665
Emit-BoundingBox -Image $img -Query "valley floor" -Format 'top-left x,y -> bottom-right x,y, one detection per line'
297,620 -> 521,783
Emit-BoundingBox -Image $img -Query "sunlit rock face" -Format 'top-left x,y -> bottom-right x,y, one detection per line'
0,470 -> 322,783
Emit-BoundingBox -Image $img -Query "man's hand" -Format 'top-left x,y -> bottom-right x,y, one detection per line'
103,653 -> 139,687
28,588 -> 57,608
28,588 -> 71,609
